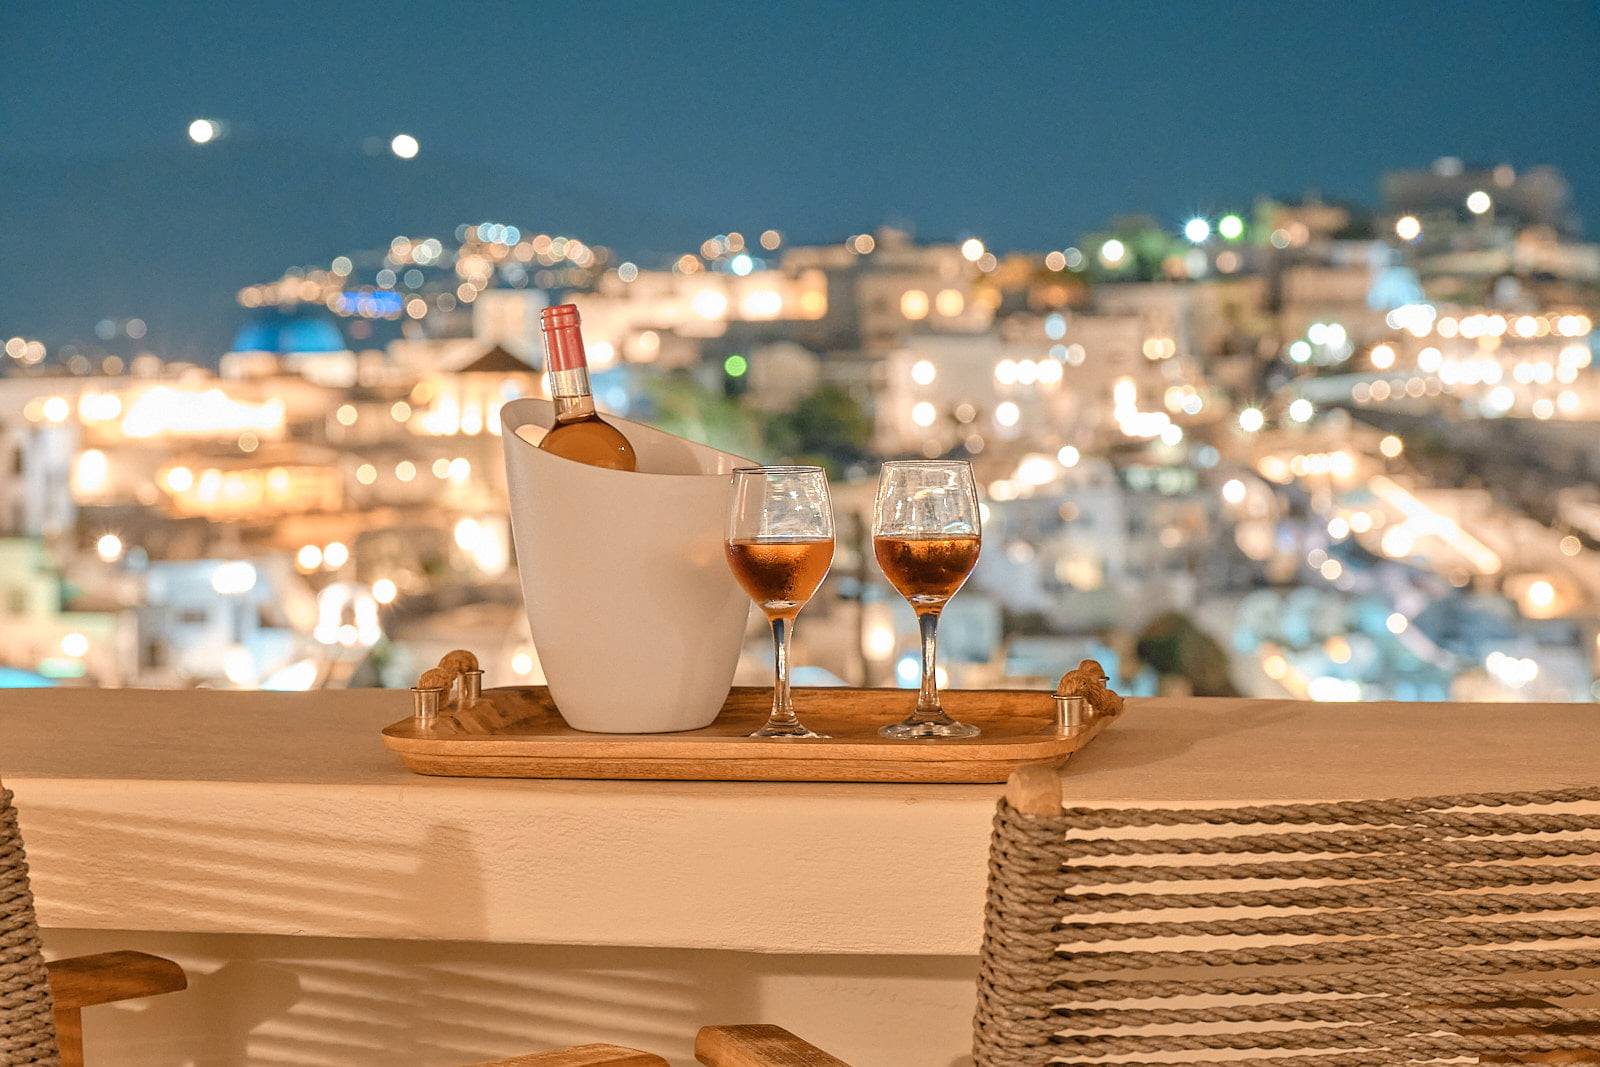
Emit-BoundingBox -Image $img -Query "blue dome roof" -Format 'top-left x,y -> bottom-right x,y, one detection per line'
231,307 -> 346,355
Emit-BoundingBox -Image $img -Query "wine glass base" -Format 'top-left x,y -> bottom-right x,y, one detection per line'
751,721 -> 829,739
879,718 -> 981,740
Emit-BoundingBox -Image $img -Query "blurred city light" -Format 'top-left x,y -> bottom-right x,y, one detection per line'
211,561 -> 258,596
95,533 -> 123,563
5,134 -> 1598,707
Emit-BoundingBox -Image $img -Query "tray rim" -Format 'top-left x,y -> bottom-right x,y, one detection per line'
382,684 -> 1117,768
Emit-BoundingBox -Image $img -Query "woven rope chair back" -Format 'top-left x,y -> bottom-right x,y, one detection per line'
0,786 -> 59,1065
975,785 -> 1600,1066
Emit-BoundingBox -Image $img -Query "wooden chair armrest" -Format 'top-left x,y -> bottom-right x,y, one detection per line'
695,1025 -> 853,1066
468,1045 -> 667,1066
45,950 -> 187,1011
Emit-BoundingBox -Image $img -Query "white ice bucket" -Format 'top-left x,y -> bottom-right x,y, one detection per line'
500,398 -> 754,732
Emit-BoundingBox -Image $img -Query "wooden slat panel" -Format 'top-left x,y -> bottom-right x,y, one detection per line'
469,1044 -> 667,1066
46,950 -> 187,1010
695,1025 -> 853,1067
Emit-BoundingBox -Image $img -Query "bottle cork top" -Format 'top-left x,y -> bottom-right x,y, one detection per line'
539,304 -> 587,371
540,303 -> 580,331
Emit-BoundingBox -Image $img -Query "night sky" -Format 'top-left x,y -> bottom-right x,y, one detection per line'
4,1 -> 1599,352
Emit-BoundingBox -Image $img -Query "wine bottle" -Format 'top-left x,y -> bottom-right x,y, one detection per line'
536,303 -> 638,471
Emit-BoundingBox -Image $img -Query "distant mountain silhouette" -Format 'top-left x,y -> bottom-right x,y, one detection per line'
0,136 -> 708,360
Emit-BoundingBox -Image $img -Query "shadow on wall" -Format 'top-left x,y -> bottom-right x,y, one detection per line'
22,797 -> 979,1064
39,929 -> 977,1066
26,801 -> 427,934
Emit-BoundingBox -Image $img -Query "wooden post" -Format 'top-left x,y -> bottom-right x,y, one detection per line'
54,1007 -> 84,1067
1005,760 -> 1065,816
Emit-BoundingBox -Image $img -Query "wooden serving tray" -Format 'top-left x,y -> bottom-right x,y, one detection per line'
382,685 -> 1120,783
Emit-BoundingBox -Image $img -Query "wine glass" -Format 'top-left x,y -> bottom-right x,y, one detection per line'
873,460 -> 982,739
725,466 -> 835,738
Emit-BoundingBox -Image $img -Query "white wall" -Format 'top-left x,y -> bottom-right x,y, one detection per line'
44,929 -> 978,1067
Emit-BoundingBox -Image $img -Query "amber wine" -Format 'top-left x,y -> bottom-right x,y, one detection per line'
873,534 -> 981,612
724,538 -> 834,618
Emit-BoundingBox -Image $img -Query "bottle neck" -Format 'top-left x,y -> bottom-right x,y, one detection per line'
541,310 -> 595,424
549,366 -> 596,422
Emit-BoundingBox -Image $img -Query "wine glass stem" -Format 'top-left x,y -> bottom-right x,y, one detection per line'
769,615 -> 798,728
916,610 -> 941,717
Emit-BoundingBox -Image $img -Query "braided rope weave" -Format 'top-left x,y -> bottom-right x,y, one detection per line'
974,787 -> 1600,1065
0,789 -> 59,1066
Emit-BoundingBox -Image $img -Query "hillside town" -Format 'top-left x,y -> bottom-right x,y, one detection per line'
3,158 -> 1597,703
